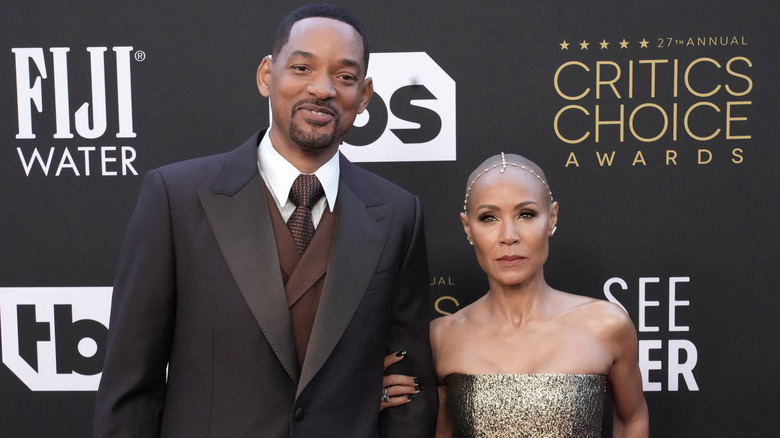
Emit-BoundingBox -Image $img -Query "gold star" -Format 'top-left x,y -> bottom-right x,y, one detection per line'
619,39 -> 629,49
599,39 -> 609,49
560,40 -> 570,50
579,40 -> 589,50
639,38 -> 649,48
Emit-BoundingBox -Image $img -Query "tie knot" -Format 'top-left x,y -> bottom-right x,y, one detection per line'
289,174 -> 324,209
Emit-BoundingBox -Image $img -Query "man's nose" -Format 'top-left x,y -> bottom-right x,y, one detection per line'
306,74 -> 337,99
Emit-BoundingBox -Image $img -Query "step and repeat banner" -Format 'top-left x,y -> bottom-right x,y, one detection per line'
2,1 -> 777,436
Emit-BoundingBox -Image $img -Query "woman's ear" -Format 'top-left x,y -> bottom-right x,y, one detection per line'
460,211 -> 472,244
549,201 -> 559,236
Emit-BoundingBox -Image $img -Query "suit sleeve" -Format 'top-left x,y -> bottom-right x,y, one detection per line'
93,169 -> 176,438
380,196 -> 438,437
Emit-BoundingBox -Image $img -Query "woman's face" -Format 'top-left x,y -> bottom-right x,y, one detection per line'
461,167 -> 558,289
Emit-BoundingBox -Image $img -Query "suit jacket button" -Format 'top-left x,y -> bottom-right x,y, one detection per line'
294,408 -> 306,421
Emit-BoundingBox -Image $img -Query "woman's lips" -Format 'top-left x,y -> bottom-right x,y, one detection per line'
496,255 -> 526,266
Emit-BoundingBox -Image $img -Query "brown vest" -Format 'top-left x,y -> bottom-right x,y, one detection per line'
264,187 -> 336,369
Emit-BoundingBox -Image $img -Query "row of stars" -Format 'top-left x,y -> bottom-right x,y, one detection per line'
560,39 -> 651,50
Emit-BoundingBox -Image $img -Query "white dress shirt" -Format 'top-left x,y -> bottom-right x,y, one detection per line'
257,129 -> 339,228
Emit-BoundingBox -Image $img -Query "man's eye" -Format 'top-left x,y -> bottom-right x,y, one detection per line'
338,74 -> 357,84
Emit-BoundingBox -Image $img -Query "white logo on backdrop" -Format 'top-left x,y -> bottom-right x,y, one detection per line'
12,46 -> 140,177
0,287 -> 112,391
604,276 -> 699,392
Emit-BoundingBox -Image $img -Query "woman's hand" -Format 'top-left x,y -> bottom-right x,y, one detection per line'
380,351 -> 423,411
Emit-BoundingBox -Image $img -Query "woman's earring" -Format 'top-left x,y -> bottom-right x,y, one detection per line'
466,235 -> 473,245
549,226 -> 557,237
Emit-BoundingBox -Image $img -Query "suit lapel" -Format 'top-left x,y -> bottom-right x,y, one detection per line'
297,159 -> 393,397
196,142 -> 392,393
198,131 -> 299,383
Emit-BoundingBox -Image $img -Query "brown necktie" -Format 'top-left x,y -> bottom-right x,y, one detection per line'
287,174 -> 324,254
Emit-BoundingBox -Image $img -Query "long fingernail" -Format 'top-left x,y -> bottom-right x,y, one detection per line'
415,384 -> 423,391
396,351 -> 407,357
413,378 -> 421,385
407,394 -> 417,400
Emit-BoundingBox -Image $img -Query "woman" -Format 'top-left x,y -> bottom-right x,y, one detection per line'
383,153 -> 648,437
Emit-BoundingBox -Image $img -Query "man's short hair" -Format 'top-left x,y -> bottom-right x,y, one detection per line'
272,3 -> 370,74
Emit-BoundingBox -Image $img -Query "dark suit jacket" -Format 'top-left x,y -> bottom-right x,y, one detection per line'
93,130 -> 437,437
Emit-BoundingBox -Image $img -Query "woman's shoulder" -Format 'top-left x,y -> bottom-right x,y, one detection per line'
429,313 -> 454,339
555,290 -> 625,316
582,297 -> 633,326
561,294 -> 637,342
430,305 -> 469,337
551,291 -> 635,333
430,298 -> 484,343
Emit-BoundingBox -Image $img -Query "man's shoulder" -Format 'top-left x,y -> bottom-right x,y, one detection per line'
152,130 -> 262,186
156,148 -> 232,177
340,156 -> 416,202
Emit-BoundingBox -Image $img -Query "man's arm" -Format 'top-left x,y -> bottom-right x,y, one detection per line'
379,196 -> 438,437
93,169 -> 177,438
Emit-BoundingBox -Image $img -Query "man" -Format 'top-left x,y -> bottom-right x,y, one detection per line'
93,4 -> 437,437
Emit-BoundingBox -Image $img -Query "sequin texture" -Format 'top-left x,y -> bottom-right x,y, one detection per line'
446,373 -> 606,437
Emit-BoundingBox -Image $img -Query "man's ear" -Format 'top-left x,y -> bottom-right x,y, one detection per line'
358,77 -> 374,113
257,56 -> 272,97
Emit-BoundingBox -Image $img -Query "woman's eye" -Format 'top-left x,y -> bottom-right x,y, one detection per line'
478,214 -> 497,222
519,210 -> 537,219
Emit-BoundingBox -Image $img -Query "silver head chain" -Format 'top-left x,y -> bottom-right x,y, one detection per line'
463,152 -> 554,212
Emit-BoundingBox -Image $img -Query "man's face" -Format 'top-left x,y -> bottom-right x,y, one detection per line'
258,17 -> 373,154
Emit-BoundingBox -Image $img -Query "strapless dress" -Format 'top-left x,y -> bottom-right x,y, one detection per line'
445,373 -> 606,437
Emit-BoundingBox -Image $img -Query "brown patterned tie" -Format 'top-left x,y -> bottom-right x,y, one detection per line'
287,174 -> 324,254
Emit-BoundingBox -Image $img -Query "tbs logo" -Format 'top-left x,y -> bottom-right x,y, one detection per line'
0,287 -> 112,391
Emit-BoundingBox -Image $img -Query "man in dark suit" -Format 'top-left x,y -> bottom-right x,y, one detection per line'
93,4 -> 437,437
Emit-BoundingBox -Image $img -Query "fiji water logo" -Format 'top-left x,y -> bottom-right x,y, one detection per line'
12,46 -> 143,176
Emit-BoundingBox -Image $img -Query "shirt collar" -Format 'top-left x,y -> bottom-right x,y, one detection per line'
257,129 -> 339,211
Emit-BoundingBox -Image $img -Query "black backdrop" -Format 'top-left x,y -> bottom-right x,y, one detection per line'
2,1 -> 778,436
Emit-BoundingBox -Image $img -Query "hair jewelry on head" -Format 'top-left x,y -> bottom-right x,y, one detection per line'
463,152 -> 554,211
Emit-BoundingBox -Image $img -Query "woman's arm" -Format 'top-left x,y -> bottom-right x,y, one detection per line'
604,305 -> 650,438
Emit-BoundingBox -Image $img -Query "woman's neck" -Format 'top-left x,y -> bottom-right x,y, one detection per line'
482,273 -> 552,327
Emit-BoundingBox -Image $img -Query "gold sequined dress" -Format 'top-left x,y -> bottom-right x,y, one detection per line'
445,373 -> 606,438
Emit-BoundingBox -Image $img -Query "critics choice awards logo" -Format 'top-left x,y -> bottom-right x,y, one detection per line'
552,35 -> 752,168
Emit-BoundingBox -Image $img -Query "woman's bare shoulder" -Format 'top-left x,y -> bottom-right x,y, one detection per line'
430,298 -> 486,346
555,290 -> 624,315
553,291 -> 635,336
431,302 -> 474,334
572,296 -> 637,341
